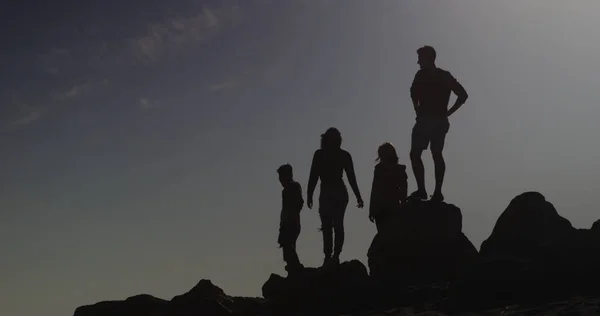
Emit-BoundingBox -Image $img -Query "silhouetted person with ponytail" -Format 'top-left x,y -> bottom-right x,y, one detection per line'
369,142 -> 408,232
409,45 -> 468,202
307,128 -> 364,266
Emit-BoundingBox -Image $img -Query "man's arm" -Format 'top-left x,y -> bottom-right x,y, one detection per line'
446,72 -> 468,117
410,71 -> 421,115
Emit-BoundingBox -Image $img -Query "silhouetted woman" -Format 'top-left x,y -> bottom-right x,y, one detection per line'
369,142 -> 408,232
307,127 -> 364,266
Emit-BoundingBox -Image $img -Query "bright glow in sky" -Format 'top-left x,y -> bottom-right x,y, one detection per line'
2,1 -> 600,316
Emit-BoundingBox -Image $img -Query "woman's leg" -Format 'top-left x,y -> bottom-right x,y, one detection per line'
319,208 -> 334,260
319,191 -> 333,262
332,190 -> 349,260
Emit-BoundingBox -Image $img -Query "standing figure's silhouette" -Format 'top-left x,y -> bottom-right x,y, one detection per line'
409,45 -> 468,202
277,164 -> 304,272
369,142 -> 407,232
307,128 -> 364,266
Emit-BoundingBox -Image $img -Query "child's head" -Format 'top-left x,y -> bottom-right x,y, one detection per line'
376,142 -> 399,164
277,164 -> 293,186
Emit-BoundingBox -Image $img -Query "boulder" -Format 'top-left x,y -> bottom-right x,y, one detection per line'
74,294 -> 170,316
367,199 -> 479,286
591,219 -> 600,232
74,279 -> 264,316
450,191 -> 600,311
479,191 -> 575,259
261,260 -> 371,313
170,279 -> 236,315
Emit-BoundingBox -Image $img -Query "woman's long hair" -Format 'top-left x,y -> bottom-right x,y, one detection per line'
320,127 -> 342,150
376,142 -> 399,164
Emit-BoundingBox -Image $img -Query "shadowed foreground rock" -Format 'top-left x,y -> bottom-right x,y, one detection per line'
73,192 -> 600,316
262,260 -> 372,313
74,280 -> 264,316
367,199 -> 479,286
449,191 -> 600,311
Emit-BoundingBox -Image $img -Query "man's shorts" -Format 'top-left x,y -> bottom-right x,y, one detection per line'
411,116 -> 450,152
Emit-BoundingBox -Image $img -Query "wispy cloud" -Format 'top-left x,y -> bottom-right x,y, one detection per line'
11,109 -> 43,126
207,79 -> 238,92
63,83 -> 94,99
38,47 -> 71,77
57,79 -> 110,101
6,1 -> 335,129
2,78 -> 111,128
139,97 -> 161,110
35,4 -> 246,79
128,5 -> 244,65
44,67 -> 60,75
50,48 -> 70,56
6,96 -> 45,127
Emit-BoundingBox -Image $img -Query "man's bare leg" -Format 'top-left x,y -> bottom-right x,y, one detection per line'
409,149 -> 428,199
431,150 -> 445,202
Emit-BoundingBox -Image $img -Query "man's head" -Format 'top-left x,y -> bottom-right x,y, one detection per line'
417,45 -> 436,69
277,164 -> 293,187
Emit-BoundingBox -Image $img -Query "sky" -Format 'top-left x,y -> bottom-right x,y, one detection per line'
2,1 -> 600,315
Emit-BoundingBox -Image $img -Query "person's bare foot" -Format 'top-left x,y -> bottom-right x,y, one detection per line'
321,255 -> 331,268
331,255 -> 340,265
409,189 -> 428,200
430,192 -> 444,203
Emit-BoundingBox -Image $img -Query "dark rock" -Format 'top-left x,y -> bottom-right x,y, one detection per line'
73,192 -> 600,316
172,279 -> 226,302
74,294 -> 170,316
446,257 -> 560,312
73,279 -> 264,316
367,199 -> 479,286
170,279 -> 235,315
592,219 -> 600,232
479,191 -> 575,259
452,191 -> 600,311
261,260 -> 371,313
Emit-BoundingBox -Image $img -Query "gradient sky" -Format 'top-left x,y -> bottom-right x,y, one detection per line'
2,1 -> 600,315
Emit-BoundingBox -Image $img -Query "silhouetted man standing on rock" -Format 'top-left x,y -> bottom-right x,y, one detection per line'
409,46 -> 468,202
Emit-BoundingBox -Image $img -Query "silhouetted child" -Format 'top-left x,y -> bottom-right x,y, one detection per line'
277,164 -> 304,272
369,143 -> 408,232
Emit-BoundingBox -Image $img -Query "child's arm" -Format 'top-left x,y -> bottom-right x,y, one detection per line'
293,182 -> 304,211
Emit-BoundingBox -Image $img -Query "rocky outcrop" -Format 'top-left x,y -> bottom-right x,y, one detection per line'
479,191 -> 600,287
73,280 -> 264,316
73,294 -> 170,316
479,191 -> 575,259
450,192 -> 600,311
262,260 -> 371,314
73,192 -> 600,316
367,199 -> 479,286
